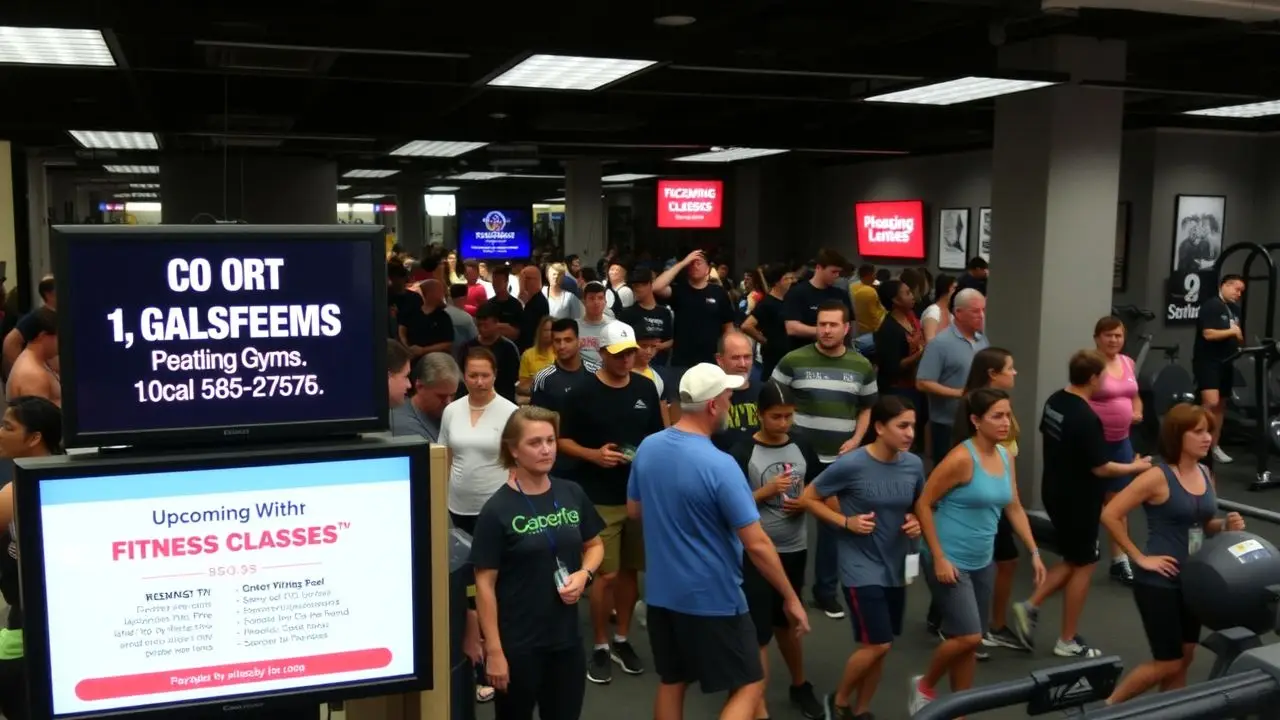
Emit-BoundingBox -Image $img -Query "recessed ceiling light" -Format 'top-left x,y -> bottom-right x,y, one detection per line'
389,140 -> 489,157
353,193 -> 387,200
671,147 -> 789,163
129,183 -> 159,189
864,76 -> 1057,105
343,169 -> 400,178
654,15 -> 697,27
336,184 -> 351,191
507,173 -> 565,180
69,130 -> 159,150
544,197 -> 566,202
603,184 -> 634,189
428,185 -> 461,191
446,172 -> 508,181
1185,99 -> 1280,118
489,112 -> 509,120
487,54 -> 657,91
103,164 -> 159,174
601,173 -> 657,182
0,27 -> 116,67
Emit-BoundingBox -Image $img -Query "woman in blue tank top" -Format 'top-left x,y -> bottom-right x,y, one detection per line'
1100,403 -> 1245,706
909,388 -> 1046,716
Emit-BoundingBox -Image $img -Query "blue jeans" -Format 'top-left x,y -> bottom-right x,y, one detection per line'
812,460 -> 839,602
1104,437 -> 1135,494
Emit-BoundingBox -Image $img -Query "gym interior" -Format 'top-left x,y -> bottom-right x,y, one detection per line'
9,2 -> 1280,720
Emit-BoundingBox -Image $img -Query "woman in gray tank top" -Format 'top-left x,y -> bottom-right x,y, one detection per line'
1099,403 -> 1245,706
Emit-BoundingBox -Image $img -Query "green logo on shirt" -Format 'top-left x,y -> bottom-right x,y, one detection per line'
512,508 -> 581,534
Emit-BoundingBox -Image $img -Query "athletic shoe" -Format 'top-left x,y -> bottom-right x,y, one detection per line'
586,648 -> 613,684
1010,601 -> 1038,649
823,693 -> 855,720
983,627 -> 1030,651
790,682 -> 824,719
1214,446 -> 1234,464
610,640 -> 645,675
976,649 -> 990,662
1109,560 -> 1134,585
1054,635 -> 1102,658
908,675 -> 935,715
814,595 -> 845,619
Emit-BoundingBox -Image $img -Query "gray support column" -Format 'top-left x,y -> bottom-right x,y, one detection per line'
25,154 -> 49,290
565,159 -> 603,262
987,36 -> 1126,504
396,175 -> 426,255
0,143 -> 15,295
160,155 -> 338,224
734,164 -> 761,273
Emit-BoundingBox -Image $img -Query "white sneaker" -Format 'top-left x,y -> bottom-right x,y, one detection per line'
908,675 -> 934,715
1054,635 -> 1102,658
1213,446 -> 1234,464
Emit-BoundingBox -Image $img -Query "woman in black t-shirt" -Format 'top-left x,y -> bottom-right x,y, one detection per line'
472,407 -> 605,720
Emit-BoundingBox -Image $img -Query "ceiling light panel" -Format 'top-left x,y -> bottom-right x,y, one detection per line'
446,172 -> 508,181
672,147 -> 790,163
488,54 -> 657,91
389,140 -> 489,157
428,185 -> 460,192
0,27 -> 115,67
69,130 -> 159,150
342,169 -> 400,178
103,164 -> 159,174
1185,99 -> 1280,118
353,194 -> 388,200
129,183 -> 159,189
507,173 -> 564,179
865,76 -> 1057,105
602,173 -> 657,182
336,185 -> 351,191
544,197 -> 566,202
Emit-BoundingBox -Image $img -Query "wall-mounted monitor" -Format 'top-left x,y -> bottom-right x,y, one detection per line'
52,225 -> 389,450
854,200 -> 926,261
657,180 -> 724,229
15,436 -> 432,720
457,207 -> 532,260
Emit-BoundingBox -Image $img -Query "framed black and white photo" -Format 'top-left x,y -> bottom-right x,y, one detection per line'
976,207 -> 991,262
937,208 -> 969,270
1171,194 -> 1226,273
1114,201 -> 1131,292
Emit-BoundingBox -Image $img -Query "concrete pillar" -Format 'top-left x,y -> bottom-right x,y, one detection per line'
565,159 -> 603,262
25,155 -> 49,291
0,143 -> 16,301
734,164 -> 761,274
987,36 -> 1126,503
160,155 -> 338,224
397,176 -> 426,256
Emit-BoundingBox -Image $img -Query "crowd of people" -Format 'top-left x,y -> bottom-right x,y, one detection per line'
381,243 -> 1253,720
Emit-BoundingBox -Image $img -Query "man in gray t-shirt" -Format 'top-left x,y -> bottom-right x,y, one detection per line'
729,436 -> 821,553
916,289 -> 989,466
811,448 -> 925,589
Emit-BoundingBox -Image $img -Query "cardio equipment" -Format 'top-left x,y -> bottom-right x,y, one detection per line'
1110,304 -> 1195,455
1214,242 -> 1280,490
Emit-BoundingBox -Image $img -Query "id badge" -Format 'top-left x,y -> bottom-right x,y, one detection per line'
554,558 -> 571,588
1189,527 -> 1205,556
905,553 -> 921,585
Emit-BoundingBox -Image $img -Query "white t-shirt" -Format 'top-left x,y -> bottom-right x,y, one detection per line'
437,395 -> 519,516
543,287 -> 583,320
577,317 -> 610,365
922,303 -> 942,325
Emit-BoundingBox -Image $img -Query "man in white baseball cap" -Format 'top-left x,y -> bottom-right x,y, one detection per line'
627,362 -> 810,715
558,319 -> 664,683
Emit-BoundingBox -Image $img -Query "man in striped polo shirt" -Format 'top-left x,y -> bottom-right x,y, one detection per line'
772,299 -> 878,619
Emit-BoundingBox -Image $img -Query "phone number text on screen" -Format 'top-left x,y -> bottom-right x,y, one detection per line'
64,239 -> 378,436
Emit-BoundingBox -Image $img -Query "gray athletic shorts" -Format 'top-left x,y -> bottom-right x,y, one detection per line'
923,556 -> 995,638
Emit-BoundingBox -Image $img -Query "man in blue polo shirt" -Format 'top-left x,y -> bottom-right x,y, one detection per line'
628,363 -> 810,720
916,288 -> 990,466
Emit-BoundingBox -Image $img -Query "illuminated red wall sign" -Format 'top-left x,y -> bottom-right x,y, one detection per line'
657,180 -> 724,229
855,200 -> 925,260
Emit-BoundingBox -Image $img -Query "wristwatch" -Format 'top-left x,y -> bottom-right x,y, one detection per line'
585,568 -> 596,586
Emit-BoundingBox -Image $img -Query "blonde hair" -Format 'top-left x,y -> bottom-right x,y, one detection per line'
547,262 -> 568,278
499,406 -> 561,469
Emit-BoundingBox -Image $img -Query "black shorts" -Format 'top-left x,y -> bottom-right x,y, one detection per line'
647,606 -> 763,693
743,549 -> 807,646
993,510 -> 1019,563
1194,360 -> 1234,394
845,585 -> 906,645
1042,492 -> 1101,567
1133,582 -> 1200,661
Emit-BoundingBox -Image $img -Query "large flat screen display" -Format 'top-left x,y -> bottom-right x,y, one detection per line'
458,208 -> 532,260
16,438 -> 430,718
53,225 -> 388,449
855,200 -> 926,260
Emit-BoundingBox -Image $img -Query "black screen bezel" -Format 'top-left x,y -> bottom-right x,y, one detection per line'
51,224 -> 390,450
15,436 -> 433,720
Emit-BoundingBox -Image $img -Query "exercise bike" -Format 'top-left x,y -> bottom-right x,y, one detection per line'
1223,341 -> 1280,490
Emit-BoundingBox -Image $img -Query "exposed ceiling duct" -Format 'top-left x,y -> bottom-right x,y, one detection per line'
1042,0 -> 1280,21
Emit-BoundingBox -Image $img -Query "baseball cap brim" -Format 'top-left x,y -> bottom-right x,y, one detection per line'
722,374 -> 747,391
604,338 -> 639,354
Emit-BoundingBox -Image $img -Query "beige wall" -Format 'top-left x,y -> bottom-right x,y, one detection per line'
0,142 -> 15,284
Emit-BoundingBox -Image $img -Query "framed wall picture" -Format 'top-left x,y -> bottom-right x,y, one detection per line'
976,207 -> 991,262
1114,201 -> 1131,292
937,208 -> 969,270
1171,194 -> 1226,273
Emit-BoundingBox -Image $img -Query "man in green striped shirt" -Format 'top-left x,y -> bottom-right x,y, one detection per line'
771,298 -> 877,617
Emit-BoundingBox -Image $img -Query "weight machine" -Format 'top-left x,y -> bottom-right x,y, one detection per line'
1214,242 -> 1280,490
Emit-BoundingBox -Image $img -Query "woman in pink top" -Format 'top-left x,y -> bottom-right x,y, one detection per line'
1091,316 -> 1145,585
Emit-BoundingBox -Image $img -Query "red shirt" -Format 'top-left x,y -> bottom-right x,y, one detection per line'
464,282 -> 488,316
